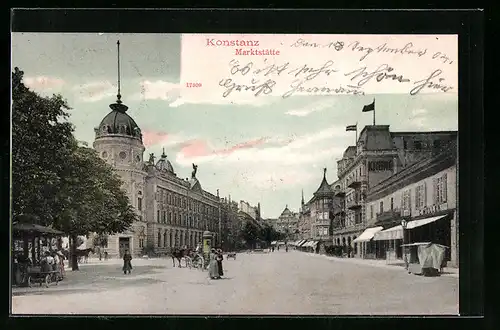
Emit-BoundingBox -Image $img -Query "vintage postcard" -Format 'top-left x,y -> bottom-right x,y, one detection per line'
11,32 -> 458,315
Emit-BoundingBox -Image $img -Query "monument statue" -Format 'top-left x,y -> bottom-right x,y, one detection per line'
192,163 -> 198,178
148,153 -> 156,164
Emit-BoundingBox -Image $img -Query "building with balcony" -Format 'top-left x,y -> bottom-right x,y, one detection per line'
332,125 -> 457,257
365,140 -> 458,267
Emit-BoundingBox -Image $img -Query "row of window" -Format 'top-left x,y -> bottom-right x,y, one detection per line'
156,209 -> 217,231
369,173 -> 448,218
156,188 -> 217,215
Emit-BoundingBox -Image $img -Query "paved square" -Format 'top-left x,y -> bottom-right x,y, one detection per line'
11,250 -> 459,315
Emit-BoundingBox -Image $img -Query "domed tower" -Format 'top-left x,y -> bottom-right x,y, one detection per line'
91,41 -> 146,258
93,41 -> 145,170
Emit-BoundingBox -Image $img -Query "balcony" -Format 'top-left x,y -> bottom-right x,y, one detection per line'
375,208 -> 402,224
334,189 -> 346,197
346,194 -> 362,210
346,175 -> 367,189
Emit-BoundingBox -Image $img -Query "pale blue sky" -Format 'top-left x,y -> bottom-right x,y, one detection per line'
12,33 -> 458,218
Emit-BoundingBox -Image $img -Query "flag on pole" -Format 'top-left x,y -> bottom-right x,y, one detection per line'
346,124 -> 357,131
362,99 -> 375,112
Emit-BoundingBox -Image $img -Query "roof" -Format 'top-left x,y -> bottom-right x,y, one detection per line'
156,149 -> 175,174
12,223 -> 64,236
96,101 -> 142,141
313,168 -> 332,196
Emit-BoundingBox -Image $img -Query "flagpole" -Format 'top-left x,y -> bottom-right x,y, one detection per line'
372,98 -> 376,126
355,122 -> 358,146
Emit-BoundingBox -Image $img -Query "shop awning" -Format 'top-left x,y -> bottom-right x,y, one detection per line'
271,241 -> 277,245
373,215 -> 449,241
406,215 -> 448,229
373,225 -> 403,241
299,240 -> 308,247
352,226 -> 384,243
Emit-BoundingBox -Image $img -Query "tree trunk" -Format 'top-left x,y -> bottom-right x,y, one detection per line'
70,234 -> 79,271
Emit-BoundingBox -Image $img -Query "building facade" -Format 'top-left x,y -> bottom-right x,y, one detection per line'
276,206 -> 299,241
331,125 -> 457,256
92,98 -> 222,257
298,190 -> 312,240
365,141 -> 458,267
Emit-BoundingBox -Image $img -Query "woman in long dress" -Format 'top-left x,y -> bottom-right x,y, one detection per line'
208,248 -> 220,279
216,249 -> 224,277
123,249 -> 132,275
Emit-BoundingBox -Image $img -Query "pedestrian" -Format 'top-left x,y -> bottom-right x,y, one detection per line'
122,249 -> 132,274
216,249 -> 224,278
57,250 -> 65,279
208,248 -> 219,279
285,245 -> 288,252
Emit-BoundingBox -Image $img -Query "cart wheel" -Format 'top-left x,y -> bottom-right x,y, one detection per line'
28,276 -> 33,288
45,274 -> 51,288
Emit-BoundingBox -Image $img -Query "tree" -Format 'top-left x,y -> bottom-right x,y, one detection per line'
12,68 -> 138,270
12,67 -> 75,226
240,221 -> 260,249
56,146 -> 138,270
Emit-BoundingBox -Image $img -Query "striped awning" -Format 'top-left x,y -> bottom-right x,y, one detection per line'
373,225 -> 403,241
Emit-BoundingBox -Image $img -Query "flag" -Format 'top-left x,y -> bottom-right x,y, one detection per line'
346,125 -> 357,131
362,100 -> 375,112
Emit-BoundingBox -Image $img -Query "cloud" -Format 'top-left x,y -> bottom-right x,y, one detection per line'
132,80 -> 180,103
74,81 -> 115,102
410,108 -> 429,128
285,100 -> 335,117
24,76 -> 65,91
142,131 -> 170,147
178,137 -> 268,159
175,125 -> 348,167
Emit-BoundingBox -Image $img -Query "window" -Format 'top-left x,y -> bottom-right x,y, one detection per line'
163,232 -> 167,247
415,183 -> 426,209
370,205 -> 374,219
390,197 -> 394,210
433,140 -> 441,149
137,198 -> 142,211
139,238 -> 144,248
368,160 -> 393,172
434,174 -> 448,204
162,211 -> 166,223
157,210 -> 160,222
402,190 -> 412,213
157,231 -> 161,247
414,141 -> 422,150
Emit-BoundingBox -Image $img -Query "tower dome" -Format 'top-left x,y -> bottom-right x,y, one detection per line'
95,102 -> 143,141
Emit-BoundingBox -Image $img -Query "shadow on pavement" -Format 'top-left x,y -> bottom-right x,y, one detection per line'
12,288 -> 99,297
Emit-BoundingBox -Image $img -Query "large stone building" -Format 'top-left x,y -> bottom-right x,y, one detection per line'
365,140 -> 458,266
92,96 -> 223,257
276,205 -> 299,241
331,125 -> 457,257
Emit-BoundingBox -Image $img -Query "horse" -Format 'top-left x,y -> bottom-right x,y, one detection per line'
75,248 -> 94,263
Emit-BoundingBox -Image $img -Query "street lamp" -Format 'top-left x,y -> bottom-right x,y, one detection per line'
401,219 -> 408,270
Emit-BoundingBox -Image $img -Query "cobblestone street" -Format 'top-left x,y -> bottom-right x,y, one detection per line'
11,250 -> 459,315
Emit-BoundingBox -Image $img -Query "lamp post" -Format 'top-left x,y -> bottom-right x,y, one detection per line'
401,219 -> 408,271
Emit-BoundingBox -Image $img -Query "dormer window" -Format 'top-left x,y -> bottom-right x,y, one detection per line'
102,125 -> 107,132
119,125 -> 126,134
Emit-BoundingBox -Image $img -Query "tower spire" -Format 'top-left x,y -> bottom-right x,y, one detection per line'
161,147 -> 166,158
301,189 -> 305,205
109,40 -> 128,113
117,40 -> 122,104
